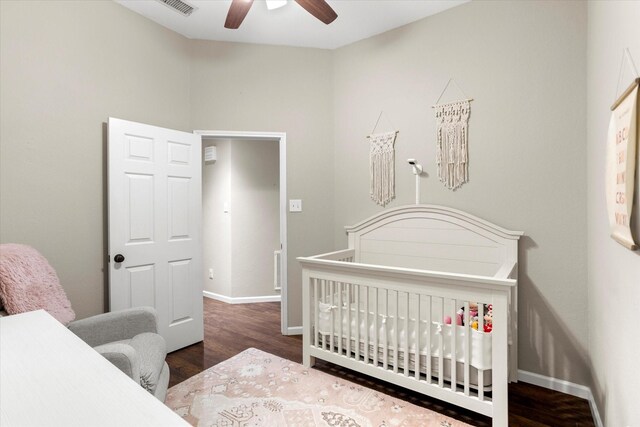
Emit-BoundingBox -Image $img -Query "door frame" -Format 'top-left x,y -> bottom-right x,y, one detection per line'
194,130 -> 289,335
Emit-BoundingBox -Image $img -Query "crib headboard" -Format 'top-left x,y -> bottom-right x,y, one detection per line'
346,205 -> 523,277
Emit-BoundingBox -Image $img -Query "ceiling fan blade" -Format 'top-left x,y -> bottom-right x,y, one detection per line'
225,0 -> 255,29
294,0 -> 338,25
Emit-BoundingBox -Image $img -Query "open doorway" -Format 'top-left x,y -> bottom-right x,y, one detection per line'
196,131 -> 289,335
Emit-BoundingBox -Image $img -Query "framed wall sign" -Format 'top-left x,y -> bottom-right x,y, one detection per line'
606,77 -> 639,250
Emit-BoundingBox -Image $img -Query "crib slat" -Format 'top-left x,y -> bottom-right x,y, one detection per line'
329,281 -> 334,352
414,295 -> 420,381
393,291 -> 399,374
478,303 -> 485,400
463,301 -> 470,396
374,288 -> 379,367
478,369 -> 484,401
321,280 -> 326,351
364,286 -> 369,364
338,282 -> 343,355
383,289 -> 389,370
426,295 -> 432,384
451,298 -> 457,392
346,282 -> 351,357
314,279 -> 319,348
355,283 -> 360,361
403,292 -> 409,376
322,280 -> 326,351
438,298 -> 444,389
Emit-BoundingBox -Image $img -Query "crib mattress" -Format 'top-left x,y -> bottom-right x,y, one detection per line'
317,299 -> 493,371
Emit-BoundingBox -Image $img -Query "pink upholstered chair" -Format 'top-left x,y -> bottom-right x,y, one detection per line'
0,244 -> 170,401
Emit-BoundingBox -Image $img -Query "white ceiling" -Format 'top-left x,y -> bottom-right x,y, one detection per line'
115,0 -> 469,50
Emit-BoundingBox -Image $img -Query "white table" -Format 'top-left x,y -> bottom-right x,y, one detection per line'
0,310 -> 190,427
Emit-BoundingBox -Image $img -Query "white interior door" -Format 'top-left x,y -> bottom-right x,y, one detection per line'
108,117 -> 203,353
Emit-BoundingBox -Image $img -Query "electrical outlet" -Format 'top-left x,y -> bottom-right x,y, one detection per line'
208,268 -> 214,279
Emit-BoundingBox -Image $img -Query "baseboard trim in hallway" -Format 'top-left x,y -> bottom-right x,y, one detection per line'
203,290 -> 281,304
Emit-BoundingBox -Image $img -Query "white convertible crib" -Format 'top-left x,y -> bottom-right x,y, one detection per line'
299,205 -> 522,426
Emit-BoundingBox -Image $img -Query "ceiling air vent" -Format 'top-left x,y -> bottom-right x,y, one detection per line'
157,0 -> 195,17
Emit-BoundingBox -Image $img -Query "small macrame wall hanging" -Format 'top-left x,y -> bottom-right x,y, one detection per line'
433,78 -> 473,191
367,111 -> 399,207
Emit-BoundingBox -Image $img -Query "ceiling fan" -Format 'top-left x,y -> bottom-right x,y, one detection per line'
224,0 -> 338,29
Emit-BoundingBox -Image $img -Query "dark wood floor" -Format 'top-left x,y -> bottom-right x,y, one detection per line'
166,299 -> 595,426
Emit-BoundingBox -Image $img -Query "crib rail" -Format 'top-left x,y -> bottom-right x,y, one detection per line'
300,255 -> 513,426
305,248 -> 355,262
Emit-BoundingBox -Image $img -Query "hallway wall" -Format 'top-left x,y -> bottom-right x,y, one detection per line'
190,40 -> 334,326
202,139 -> 280,299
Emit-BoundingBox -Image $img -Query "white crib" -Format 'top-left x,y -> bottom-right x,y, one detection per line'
299,205 -> 522,426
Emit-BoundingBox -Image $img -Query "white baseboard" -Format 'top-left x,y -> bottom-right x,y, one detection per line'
203,291 -> 281,304
588,395 -> 603,427
285,326 -> 302,335
518,370 -> 602,427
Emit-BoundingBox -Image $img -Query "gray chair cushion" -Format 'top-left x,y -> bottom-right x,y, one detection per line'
127,332 -> 167,395
66,307 -> 168,400
155,362 -> 171,401
68,307 -> 158,347
93,342 -> 141,384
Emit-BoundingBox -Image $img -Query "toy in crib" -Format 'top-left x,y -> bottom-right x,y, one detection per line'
443,303 -> 493,333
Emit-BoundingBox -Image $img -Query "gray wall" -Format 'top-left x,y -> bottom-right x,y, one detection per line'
7,1 -> 630,406
587,2 -> 640,425
332,0 -> 589,385
0,2 -> 334,328
202,141 -> 231,297
0,0 -> 192,319
189,40 -> 335,327
230,139 -> 280,299
202,139 -> 280,299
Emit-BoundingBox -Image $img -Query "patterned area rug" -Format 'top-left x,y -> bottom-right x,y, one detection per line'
165,348 -> 470,427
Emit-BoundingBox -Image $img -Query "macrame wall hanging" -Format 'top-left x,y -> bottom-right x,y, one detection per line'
433,78 -> 473,191
367,111 -> 399,207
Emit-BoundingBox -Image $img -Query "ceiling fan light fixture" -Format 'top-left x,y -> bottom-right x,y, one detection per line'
225,0 -> 336,29
265,0 -> 288,10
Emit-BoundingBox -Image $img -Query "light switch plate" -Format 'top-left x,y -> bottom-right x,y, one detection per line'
289,199 -> 302,212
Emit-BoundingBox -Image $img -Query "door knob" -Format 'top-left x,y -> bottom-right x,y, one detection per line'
114,254 -> 125,263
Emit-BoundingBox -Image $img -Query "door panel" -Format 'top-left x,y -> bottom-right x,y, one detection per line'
108,117 -> 203,353
169,259 -> 193,323
126,173 -> 155,242
127,264 -> 156,308
168,141 -> 191,165
125,135 -> 154,161
168,177 -> 190,239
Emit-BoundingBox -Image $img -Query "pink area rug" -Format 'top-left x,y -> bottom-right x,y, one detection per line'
165,348 -> 470,427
